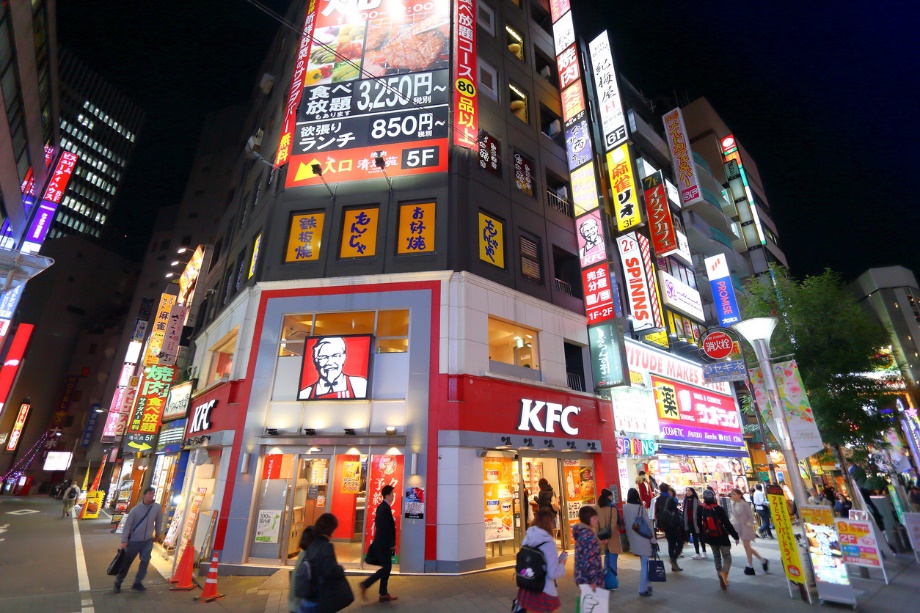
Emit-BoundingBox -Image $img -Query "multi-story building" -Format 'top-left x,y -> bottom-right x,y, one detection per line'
53,49 -> 144,241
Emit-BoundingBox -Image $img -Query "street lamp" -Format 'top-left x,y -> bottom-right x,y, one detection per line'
732,317 -> 809,506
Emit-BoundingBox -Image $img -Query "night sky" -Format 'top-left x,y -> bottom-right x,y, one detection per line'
59,1 -> 920,281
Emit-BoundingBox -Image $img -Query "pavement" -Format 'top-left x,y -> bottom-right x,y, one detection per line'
1,494 -> 918,612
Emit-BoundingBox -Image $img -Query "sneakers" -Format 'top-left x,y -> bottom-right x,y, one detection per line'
113,584 -> 121,594
702,552 -> 709,559
762,559 -> 769,573
744,566 -> 755,576
691,554 -> 703,560
131,583 -> 146,592
639,590 -> 652,597
379,594 -> 398,602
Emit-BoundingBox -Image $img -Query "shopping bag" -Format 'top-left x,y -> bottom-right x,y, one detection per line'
107,548 -> 126,576
578,584 -> 610,613
603,553 -> 618,590
647,552 -> 667,583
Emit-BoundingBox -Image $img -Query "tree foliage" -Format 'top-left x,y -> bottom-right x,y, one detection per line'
737,266 -> 894,465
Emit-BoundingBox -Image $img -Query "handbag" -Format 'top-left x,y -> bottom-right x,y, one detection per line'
577,584 -> 610,613
107,548 -> 126,576
631,512 -> 652,539
647,551 -> 667,583
316,574 -> 354,613
596,527 -> 612,541
364,543 -> 381,566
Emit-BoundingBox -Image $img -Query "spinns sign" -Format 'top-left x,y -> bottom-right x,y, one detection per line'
704,254 -> 741,326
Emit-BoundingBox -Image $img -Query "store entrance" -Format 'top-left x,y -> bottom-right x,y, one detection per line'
283,456 -> 332,564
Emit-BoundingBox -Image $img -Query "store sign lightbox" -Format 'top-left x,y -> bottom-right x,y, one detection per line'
588,31 -> 627,151
704,253 -> 741,326
43,451 -> 73,471
298,335 -> 372,400
658,270 -> 705,321
617,233 -> 656,331
662,107 -> 703,206
6,403 -> 30,451
517,398 -> 580,435
588,321 -> 628,389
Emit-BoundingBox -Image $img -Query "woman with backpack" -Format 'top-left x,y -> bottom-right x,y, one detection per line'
593,488 -> 622,590
515,509 -> 568,612
696,489 -> 739,591
291,513 -> 354,613
623,488 -> 657,598
682,487 -> 707,560
729,488 -> 768,576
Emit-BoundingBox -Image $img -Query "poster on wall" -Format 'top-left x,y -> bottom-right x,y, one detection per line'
801,505 -> 855,606
341,461 -> 362,494
484,456 -> 514,542
364,454 -> 404,561
298,335 -> 373,400
255,509 -> 283,543
562,460 -> 596,529
837,517 -> 886,581
404,486 -> 425,520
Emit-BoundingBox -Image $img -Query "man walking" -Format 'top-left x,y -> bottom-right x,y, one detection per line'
752,484 -> 774,538
653,483 -> 683,572
360,485 -> 398,603
62,482 -> 81,517
114,486 -> 162,593
697,489 -> 739,591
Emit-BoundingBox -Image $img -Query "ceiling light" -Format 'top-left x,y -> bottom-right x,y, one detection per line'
385,426 -> 396,435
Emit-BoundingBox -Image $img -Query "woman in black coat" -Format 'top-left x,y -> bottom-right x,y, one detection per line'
682,487 -> 707,559
297,513 -> 354,613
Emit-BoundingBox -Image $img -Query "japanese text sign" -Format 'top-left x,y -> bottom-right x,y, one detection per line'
571,162 -> 599,216
453,0 -> 478,149
588,31 -> 627,151
651,374 -> 743,445
286,212 -> 325,262
769,485 -> 806,585
6,403 -> 30,451
836,518 -> 882,567
606,144 -> 642,231
276,0 -> 318,166
582,263 -> 615,325
478,212 -> 504,268
588,321 -> 628,388
642,173 -> 678,256
143,294 -> 176,366
126,365 -> 177,445
364,454 -> 403,559
477,131 -> 501,176
662,107 -> 703,206
397,202 -> 435,254
617,233 -> 659,331
340,208 -> 379,258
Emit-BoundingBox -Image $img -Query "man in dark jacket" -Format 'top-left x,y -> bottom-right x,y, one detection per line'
360,485 -> 398,603
653,483 -> 683,572
696,489 -> 739,591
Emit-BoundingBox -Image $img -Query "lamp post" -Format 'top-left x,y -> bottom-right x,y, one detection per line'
731,317 -> 809,506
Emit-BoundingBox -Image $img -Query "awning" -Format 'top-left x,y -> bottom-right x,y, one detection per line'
657,445 -> 749,458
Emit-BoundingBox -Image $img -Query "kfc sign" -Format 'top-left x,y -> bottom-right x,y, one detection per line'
299,335 -> 372,400
517,398 -> 581,435
189,399 -> 217,434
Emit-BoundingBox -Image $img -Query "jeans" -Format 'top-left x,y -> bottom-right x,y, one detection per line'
361,552 -> 392,596
756,507 -> 773,537
115,539 -> 153,587
711,544 -> 732,574
638,555 -> 649,594
604,552 -> 618,589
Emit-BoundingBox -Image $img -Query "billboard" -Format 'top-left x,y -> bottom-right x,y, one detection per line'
575,210 -> 607,269
0,323 -> 34,415
125,365 -> 178,452
651,374 -> 743,446
177,245 -> 204,306
285,0 -> 452,188
582,263 -> 615,325
6,403 -> 30,451
452,0 -> 478,149
662,107 -> 703,206
397,202 -> 435,254
588,321 -> 628,388
704,253 -> 741,326
642,173 -> 678,256
617,233 -> 661,331
658,270 -> 705,321
276,0 -> 320,166
564,112 -> 593,171
588,31 -> 627,151
606,143 -> 642,231
143,293 -> 176,366
478,211 -> 504,268
21,151 -> 78,254
162,380 -> 193,423
286,212 -> 325,262
298,335 -> 373,400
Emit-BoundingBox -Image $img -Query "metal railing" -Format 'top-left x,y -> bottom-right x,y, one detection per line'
546,190 -> 573,218
554,277 -> 574,297
566,372 -> 586,392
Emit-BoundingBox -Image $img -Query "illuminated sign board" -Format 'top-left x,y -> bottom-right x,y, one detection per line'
249,234 -> 261,278
0,323 -> 34,413
178,245 -> 204,306
552,10 -> 574,55
571,162 -> 599,216
704,253 -> 742,326
285,0 -> 451,188
557,44 -> 581,90
162,380 -> 193,423
582,263 -> 615,325
662,107 -> 703,206
397,202 -> 435,254
658,270 -> 705,321
143,293 -> 176,366
21,151 -> 78,253
650,374 -> 742,446
588,31 -> 628,151
452,0 -> 478,149
517,398 -> 580,435
606,143 -> 642,231
340,207 -> 379,258
125,364 -> 178,452
298,335 -> 372,400
6,403 -> 31,451
588,321 -> 628,388
564,113 -> 593,171
286,212 -> 325,262
642,173 -> 678,256
159,303 -> 188,366
276,0 -> 320,166
560,81 -> 586,123
43,451 -> 73,471
617,233 -> 659,331
549,0 -> 571,23
575,210 -> 607,269
478,212 -> 504,268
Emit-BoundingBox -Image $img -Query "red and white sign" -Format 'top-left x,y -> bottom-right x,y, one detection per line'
262,454 -> 284,480
651,373 -> 742,445
6,403 -> 30,451
549,0 -> 570,23
643,178 -> 678,256
364,454 -> 403,557
581,263 -> 615,325
617,233 -> 656,331
557,44 -> 581,90
41,151 -> 78,204
276,0 -> 319,166
299,335 -> 372,400
662,107 -> 703,206
701,330 -> 734,360
720,134 -> 737,155
0,323 -> 33,412
452,0 -> 478,149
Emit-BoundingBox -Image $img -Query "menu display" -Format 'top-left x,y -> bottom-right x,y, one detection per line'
801,505 -> 856,605
484,457 -> 514,542
562,460 -> 596,529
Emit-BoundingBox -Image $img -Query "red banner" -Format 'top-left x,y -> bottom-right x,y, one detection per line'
453,0 -> 478,149
582,263 -> 615,325
643,179 -> 678,256
41,151 -> 78,204
364,454 -> 404,557
276,0 -> 318,166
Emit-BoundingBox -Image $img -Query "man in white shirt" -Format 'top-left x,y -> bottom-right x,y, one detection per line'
752,484 -> 773,539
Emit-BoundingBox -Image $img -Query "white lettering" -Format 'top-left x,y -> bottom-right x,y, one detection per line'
518,398 -> 580,435
517,399 -> 545,432
189,399 -> 217,434
560,406 -> 580,435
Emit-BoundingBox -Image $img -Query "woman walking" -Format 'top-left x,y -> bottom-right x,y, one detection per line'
292,513 -> 354,613
697,489 -> 739,591
623,488 -> 657,597
594,488 -> 622,589
515,509 -> 568,613
729,488 -> 768,576
682,487 -> 707,560
573,506 -> 604,596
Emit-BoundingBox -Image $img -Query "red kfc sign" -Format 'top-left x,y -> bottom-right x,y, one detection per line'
299,335 -> 372,400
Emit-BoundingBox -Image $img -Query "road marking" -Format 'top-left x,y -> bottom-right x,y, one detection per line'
6,508 -> 39,515
71,516 -> 92,592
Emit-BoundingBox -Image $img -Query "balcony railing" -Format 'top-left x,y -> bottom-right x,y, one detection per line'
546,190 -> 573,218
566,372 -> 586,392
554,277 -> 574,297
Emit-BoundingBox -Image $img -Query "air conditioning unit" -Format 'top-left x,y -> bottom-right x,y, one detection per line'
259,73 -> 276,95
547,119 -> 562,137
245,129 -> 265,158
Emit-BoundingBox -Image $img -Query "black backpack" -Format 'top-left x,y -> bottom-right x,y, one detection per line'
66,488 -> 77,500
515,544 -> 547,592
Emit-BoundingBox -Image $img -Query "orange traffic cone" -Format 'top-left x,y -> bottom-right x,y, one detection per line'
197,551 -> 225,603
170,545 -> 198,591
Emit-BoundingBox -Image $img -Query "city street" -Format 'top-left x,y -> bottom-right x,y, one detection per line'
1,495 -> 918,613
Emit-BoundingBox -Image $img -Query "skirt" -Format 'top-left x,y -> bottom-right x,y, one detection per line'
516,588 -> 561,612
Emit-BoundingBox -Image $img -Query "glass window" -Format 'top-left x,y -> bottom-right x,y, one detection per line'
513,150 -> 535,196
315,311 -> 375,336
506,25 -> 524,61
509,83 -> 528,123
478,130 -> 501,176
206,328 -> 238,384
279,310 -> 409,356
488,317 -> 539,369
477,2 -> 495,36
479,60 -> 498,101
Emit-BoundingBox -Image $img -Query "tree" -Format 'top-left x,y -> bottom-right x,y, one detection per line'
738,266 -> 894,466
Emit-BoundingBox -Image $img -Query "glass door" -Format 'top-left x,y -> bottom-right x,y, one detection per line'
284,456 -> 331,564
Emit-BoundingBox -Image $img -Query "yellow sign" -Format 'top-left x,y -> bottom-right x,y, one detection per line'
768,486 -> 806,585
340,208 -> 379,258
249,233 -> 261,278
82,490 -> 105,519
341,461 -> 361,494
483,457 -> 514,542
143,293 -> 176,366
178,245 -> 204,306
478,212 -> 504,268
645,330 -> 669,348
397,202 -> 435,254
606,144 -> 642,231
285,212 -> 325,262
571,162 -> 599,216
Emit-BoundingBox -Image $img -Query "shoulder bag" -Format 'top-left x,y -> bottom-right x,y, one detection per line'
631,511 -> 652,539
596,507 -> 613,541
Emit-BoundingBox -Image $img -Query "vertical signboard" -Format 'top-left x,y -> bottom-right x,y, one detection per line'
21,151 -> 79,253
6,403 -> 31,451
606,143 -> 642,231
801,505 -> 856,606
452,0 -> 478,149
575,210 -> 606,269
767,484 -> 806,585
588,31 -> 627,151
143,294 -> 176,366
582,264 -> 615,325
478,212 -> 504,268
587,321 -> 628,388
616,233 -> 662,331
748,360 -> 824,459
286,212 -> 325,262
276,0 -> 319,167
642,172 -> 678,256
704,254 -> 742,327
397,202 -> 435,254
124,365 -> 177,452
0,323 -> 34,416
662,107 -> 703,207
159,304 -> 188,366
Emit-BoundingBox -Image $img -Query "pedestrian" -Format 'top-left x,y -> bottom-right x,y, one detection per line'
653,483 -> 683,572
623,487 -> 657,597
113,486 -> 163,593
293,513 -> 353,613
360,485 -> 398,603
515,509 -> 568,613
729,488 -> 768,576
908,485 -> 920,513
573,506 -> 604,598
697,489 -> 739,591
682,487 -> 707,560
593,488 -> 622,589
752,484 -> 774,538
636,471 -> 653,509
534,478 -> 560,535
62,482 -> 81,517
834,493 -> 853,517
